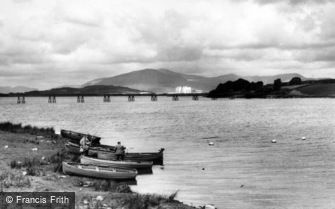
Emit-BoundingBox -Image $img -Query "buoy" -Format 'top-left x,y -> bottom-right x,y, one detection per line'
302,137 -> 306,140
32,147 -> 38,151
271,139 -> 277,143
4,145 -> 8,149
208,142 -> 214,146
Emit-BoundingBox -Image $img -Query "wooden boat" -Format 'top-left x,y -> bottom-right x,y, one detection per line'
65,140 -> 164,165
62,162 -> 137,180
96,148 -> 164,165
61,129 -> 101,145
65,142 -> 115,155
80,155 -> 153,169
65,142 -> 81,154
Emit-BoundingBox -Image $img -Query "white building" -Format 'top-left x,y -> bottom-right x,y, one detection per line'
175,86 -> 192,93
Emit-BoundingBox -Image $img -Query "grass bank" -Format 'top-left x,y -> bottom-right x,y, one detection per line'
0,121 -> 56,137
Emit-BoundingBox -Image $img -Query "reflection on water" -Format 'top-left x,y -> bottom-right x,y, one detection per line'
1,97 -> 335,208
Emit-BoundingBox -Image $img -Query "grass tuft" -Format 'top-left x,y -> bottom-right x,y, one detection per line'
168,190 -> 179,201
0,172 -> 31,189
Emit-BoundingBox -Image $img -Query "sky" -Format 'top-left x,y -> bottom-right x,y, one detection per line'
1,0 -> 335,89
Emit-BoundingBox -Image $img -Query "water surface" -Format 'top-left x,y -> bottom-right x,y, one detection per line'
1,97 -> 335,208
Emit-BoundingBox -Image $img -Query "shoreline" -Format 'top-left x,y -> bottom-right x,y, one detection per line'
0,122 -> 198,209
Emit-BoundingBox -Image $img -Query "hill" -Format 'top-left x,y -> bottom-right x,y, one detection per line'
83,69 -> 308,93
14,85 -> 143,96
209,77 -> 335,98
0,86 -> 37,94
83,69 -> 219,92
294,83 -> 335,97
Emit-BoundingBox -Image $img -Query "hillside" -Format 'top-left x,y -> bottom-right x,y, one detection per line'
208,77 -> 335,98
0,86 -> 37,94
16,85 -> 143,96
294,83 -> 335,97
83,69 -> 219,92
83,69 -> 308,93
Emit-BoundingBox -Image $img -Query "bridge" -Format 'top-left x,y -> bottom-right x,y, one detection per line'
10,93 -> 209,104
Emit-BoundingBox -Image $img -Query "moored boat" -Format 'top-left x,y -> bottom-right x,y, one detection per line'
96,148 -> 164,165
80,155 -> 153,169
65,142 -> 81,154
61,129 -> 101,145
65,142 -> 115,155
62,162 -> 137,180
64,141 -> 164,165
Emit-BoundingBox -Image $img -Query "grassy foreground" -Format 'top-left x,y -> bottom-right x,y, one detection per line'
0,122 -> 197,209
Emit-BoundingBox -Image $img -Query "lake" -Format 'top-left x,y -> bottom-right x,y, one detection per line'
1,96 -> 335,209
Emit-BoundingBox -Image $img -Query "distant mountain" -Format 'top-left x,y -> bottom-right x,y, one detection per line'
0,86 -> 37,94
19,85 -> 143,96
83,69 -> 309,93
83,69 -> 221,92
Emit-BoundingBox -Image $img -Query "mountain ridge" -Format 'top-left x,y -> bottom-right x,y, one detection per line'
83,69 -> 309,93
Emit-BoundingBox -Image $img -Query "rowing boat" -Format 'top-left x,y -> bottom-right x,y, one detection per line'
62,162 -> 137,180
65,142 -> 81,154
65,142 -> 164,165
80,155 -> 153,169
96,148 -> 164,165
61,129 -> 101,145
65,142 -> 115,155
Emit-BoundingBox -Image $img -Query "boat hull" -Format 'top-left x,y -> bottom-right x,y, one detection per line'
65,142 -> 164,165
61,129 -> 101,145
62,162 -> 137,180
65,142 -> 81,154
97,149 -> 164,165
80,156 -> 153,169
65,142 -> 115,155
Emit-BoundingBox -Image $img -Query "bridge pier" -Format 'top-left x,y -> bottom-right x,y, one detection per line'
77,96 -> 85,103
192,95 -> 199,101
128,95 -> 135,102
17,96 -> 25,104
151,95 -> 157,101
48,96 -> 56,103
103,95 -> 111,102
172,95 -> 179,101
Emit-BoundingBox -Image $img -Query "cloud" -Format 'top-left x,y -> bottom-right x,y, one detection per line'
1,0 -> 335,88
12,0 -> 32,3
253,0 -> 332,5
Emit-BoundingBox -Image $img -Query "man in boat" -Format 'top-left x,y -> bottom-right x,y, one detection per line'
115,141 -> 125,160
80,135 -> 90,156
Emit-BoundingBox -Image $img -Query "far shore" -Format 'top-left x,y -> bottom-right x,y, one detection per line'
0,122 -> 197,209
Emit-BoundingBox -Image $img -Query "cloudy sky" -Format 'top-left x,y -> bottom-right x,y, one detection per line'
1,0 -> 335,89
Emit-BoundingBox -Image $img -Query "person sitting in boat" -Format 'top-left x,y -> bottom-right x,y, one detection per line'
115,141 -> 125,160
80,135 -> 90,156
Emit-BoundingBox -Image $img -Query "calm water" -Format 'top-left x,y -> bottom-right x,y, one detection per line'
1,97 -> 335,209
